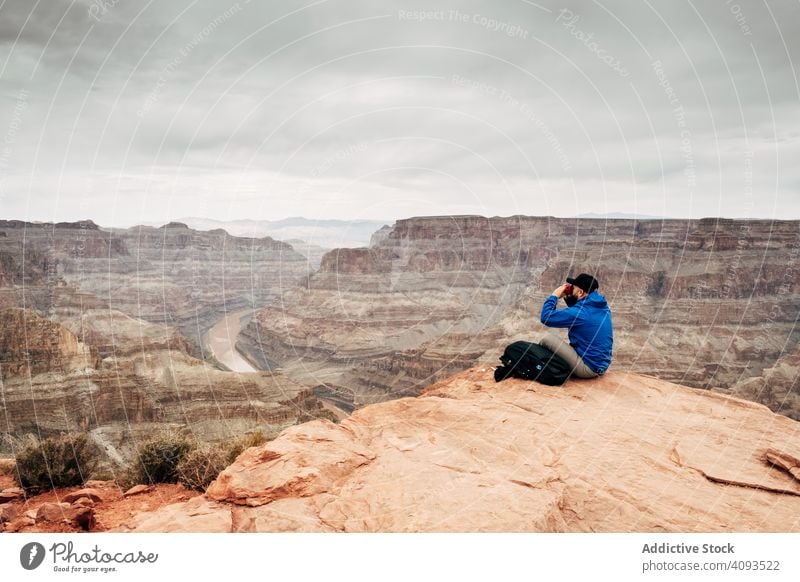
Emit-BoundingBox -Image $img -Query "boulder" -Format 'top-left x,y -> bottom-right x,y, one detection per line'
123,484 -> 153,497
63,488 -> 104,504
35,502 -> 70,523
0,487 -> 24,503
0,504 -> 21,524
34,501 -> 95,530
64,506 -> 95,530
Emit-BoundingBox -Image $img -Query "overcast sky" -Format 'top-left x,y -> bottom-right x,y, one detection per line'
0,0 -> 798,226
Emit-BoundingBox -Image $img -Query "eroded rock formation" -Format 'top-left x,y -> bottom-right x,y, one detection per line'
239,215 -> 800,418
0,220 -> 310,353
0,220 -> 340,458
0,308 -> 97,378
0,303 -> 325,456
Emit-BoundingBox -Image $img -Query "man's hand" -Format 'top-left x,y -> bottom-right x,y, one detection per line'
553,284 -> 568,298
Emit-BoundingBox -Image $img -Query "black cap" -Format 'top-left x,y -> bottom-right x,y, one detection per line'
566,273 -> 599,293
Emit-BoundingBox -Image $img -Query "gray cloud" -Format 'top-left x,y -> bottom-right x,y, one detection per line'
1,0 -> 798,225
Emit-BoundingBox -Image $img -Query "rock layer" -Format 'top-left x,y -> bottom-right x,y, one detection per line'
0,220 -> 310,354
0,308 -> 97,379
0,304 -> 332,456
120,368 -> 800,532
0,221 -> 334,458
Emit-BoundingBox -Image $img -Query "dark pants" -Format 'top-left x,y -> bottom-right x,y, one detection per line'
539,332 -> 599,379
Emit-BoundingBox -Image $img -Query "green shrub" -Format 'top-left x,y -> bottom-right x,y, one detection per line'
121,430 -> 272,491
224,430 -> 267,464
163,431 -> 269,492
176,446 -> 227,492
127,431 -> 193,485
14,433 -> 98,493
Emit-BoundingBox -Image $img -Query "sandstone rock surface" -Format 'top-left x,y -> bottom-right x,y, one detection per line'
121,369 -> 800,532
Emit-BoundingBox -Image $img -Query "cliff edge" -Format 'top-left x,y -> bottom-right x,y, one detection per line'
119,368 -> 800,532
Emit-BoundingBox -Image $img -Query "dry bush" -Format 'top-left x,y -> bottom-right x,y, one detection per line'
0,458 -> 15,476
224,430 -> 267,464
176,431 -> 271,492
13,433 -> 98,493
121,430 -> 274,491
125,431 -> 193,486
176,446 -> 227,492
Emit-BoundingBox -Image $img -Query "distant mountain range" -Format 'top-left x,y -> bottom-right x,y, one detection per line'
574,212 -> 667,220
161,217 -> 391,249
145,215 -> 668,248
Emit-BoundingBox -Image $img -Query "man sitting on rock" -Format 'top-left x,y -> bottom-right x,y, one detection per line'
539,273 -> 613,378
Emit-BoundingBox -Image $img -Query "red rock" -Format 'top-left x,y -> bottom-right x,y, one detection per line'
35,502 -> 70,523
3,515 -> 34,532
116,497 -> 231,532
64,506 -> 95,530
0,487 -> 24,503
63,488 -> 104,503
32,501 -> 95,529
0,504 -> 20,524
764,449 -> 800,481
122,484 -> 153,497
206,420 -> 375,506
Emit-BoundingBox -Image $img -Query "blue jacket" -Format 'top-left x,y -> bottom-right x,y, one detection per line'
539,291 -> 613,374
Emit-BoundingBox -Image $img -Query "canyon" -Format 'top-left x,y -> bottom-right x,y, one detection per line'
206,309 -> 259,373
0,218 -> 313,358
0,220 -> 333,461
239,215 -> 800,419
0,305 -> 326,462
1,214 -> 799,470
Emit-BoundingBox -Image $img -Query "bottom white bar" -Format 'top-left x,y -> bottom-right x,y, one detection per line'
1,533 -> 798,581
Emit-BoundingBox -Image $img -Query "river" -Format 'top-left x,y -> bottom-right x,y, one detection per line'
206,309 -> 259,373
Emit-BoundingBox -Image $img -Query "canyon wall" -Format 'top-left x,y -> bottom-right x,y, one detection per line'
240,215 -> 800,418
0,220 -> 311,354
0,306 -> 331,461
0,307 -> 97,378
0,220 -> 332,459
